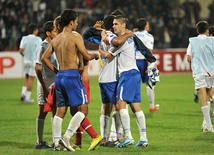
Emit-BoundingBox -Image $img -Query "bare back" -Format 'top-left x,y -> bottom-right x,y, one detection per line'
52,31 -> 82,70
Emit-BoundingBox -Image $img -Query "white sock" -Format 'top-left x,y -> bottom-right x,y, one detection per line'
64,111 -> 85,139
25,91 -> 32,100
36,118 -> 45,143
201,105 -> 212,128
194,90 -> 198,95
203,102 -> 211,126
100,114 -> 110,140
119,109 -> 132,139
146,86 -> 155,108
52,115 -> 63,143
21,86 -> 27,95
108,121 -> 117,141
109,111 -> 121,141
135,111 -> 147,141
112,111 -> 123,139
207,101 -> 211,110
212,96 -> 214,102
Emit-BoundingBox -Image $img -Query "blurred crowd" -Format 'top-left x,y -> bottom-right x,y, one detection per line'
1,0 -> 214,51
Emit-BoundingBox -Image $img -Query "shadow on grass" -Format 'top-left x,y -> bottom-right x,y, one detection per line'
194,133 -> 214,142
0,141 -> 33,149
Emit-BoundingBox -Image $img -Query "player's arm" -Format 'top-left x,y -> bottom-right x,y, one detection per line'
186,44 -> 191,63
35,47 -> 49,100
75,34 -> 99,60
187,55 -> 191,63
41,43 -> 58,74
35,63 -> 49,100
98,44 -> 112,59
112,30 -> 134,46
19,37 -> 25,56
81,63 -> 89,83
19,48 -> 24,57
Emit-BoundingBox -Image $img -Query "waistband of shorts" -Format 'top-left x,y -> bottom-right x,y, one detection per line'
57,69 -> 80,76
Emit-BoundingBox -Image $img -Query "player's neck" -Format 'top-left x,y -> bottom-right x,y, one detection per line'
63,26 -> 72,33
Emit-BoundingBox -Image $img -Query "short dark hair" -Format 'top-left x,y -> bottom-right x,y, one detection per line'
27,23 -> 38,34
103,15 -> 114,30
196,21 -> 209,34
60,9 -> 78,27
209,26 -> 214,36
135,18 -> 148,31
43,21 -> 54,37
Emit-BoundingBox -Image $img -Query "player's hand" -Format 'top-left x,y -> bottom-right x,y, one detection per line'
93,21 -> 104,31
101,31 -> 110,45
125,29 -> 134,37
94,53 -> 99,60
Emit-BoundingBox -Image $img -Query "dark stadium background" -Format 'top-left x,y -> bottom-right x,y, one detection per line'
0,0 -> 213,51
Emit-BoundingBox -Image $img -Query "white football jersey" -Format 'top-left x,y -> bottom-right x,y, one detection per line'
99,31 -> 118,83
134,30 -> 154,59
109,35 -> 139,76
20,34 -> 42,62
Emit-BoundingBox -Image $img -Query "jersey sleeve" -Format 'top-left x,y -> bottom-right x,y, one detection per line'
19,37 -> 25,48
186,44 -> 191,56
35,46 -> 43,64
147,35 -> 154,50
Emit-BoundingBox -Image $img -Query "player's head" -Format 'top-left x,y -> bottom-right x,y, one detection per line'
209,26 -> 214,36
27,23 -> 38,35
43,21 -> 57,39
196,21 -> 209,34
110,9 -> 126,17
54,16 -> 63,34
134,18 -> 149,31
103,15 -> 114,31
113,15 -> 129,35
60,9 -> 78,30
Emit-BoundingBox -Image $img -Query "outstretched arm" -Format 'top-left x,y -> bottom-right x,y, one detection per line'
76,34 -> 99,60
98,44 -> 112,59
112,30 -> 134,46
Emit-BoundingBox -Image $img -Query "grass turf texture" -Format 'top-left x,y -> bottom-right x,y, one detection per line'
0,74 -> 214,155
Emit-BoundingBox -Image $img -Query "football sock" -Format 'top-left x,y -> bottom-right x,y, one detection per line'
135,111 -> 147,141
64,112 -> 85,139
52,115 -> 63,143
119,108 -> 132,139
100,115 -> 110,140
25,91 -> 32,100
36,118 -> 45,143
108,112 -> 117,141
21,86 -> 27,95
81,117 -> 98,138
112,111 -> 122,140
201,105 -> 212,128
146,86 -> 155,108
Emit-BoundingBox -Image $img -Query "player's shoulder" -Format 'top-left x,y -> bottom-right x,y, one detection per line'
36,35 -> 42,39
72,31 -> 80,36
145,31 -> 154,39
21,35 -> 27,41
70,31 -> 81,38
189,36 -> 199,41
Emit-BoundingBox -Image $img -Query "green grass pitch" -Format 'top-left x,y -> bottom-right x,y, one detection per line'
0,74 -> 214,155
